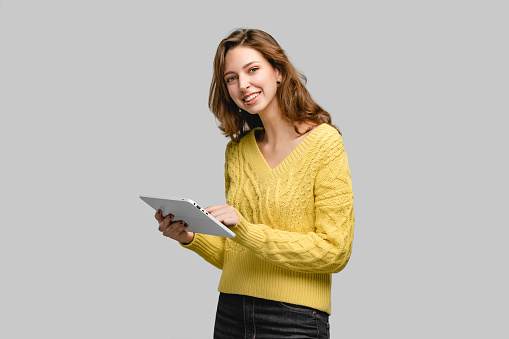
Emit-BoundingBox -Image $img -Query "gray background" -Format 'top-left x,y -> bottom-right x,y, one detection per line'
1,0 -> 507,338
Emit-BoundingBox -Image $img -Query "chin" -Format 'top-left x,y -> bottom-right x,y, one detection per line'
243,103 -> 268,116
244,109 -> 259,115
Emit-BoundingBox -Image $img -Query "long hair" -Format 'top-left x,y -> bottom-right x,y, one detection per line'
209,28 -> 339,142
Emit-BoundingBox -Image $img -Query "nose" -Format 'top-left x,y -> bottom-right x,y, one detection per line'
238,75 -> 250,92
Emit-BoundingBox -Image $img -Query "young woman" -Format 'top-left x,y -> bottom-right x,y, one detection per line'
155,28 -> 354,339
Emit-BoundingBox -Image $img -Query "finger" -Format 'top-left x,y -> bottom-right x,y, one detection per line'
208,206 -> 231,219
165,213 -> 175,222
158,213 -> 175,232
210,209 -> 225,219
205,204 -> 228,213
158,221 -> 167,232
214,211 -> 231,223
164,220 -> 187,238
162,220 -> 179,236
163,211 -> 175,219
175,221 -> 190,238
214,210 -> 239,226
222,216 -> 239,227
212,207 -> 237,221
155,209 -> 163,222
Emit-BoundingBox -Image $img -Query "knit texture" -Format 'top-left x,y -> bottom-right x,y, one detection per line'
182,123 -> 354,314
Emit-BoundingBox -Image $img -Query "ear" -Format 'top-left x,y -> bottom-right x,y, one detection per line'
275,68 -> 283,83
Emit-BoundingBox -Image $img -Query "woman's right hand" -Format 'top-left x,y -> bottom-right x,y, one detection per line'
155,209 -> 195,244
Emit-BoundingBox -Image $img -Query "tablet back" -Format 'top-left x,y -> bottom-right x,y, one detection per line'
140,195 -> 235,238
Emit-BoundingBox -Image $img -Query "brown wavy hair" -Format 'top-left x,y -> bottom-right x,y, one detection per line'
209,28 -> 339,142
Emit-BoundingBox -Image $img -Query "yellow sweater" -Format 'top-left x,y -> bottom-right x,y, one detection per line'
182,123 -> 354,314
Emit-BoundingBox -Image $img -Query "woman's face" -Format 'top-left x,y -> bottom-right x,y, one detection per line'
223,46 -> 282,116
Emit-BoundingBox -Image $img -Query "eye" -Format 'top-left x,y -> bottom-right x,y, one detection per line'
249,67 -> 258,73
225,75 -> 237,83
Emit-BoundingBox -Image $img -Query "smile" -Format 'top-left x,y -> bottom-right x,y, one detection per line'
242,92 -> 260,103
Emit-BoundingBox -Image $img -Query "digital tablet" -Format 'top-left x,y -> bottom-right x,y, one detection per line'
140,195 -> 236,238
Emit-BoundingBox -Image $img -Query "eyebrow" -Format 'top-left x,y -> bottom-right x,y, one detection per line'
224,61 -> 260,78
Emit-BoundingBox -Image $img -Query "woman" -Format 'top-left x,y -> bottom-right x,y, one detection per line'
155,28 -> 354,339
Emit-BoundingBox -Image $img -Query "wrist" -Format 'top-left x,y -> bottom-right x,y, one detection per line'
181,232 -> 195,245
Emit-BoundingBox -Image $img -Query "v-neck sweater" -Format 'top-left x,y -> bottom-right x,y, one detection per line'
182,123 -> 354,314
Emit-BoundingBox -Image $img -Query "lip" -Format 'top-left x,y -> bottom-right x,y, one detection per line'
242,91 -> 261,105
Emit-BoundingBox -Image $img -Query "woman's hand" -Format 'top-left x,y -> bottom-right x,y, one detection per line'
205,204 -> 239,227
155,209 -> 195,244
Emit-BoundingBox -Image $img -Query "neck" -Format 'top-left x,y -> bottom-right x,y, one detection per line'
257,110 -> 306,146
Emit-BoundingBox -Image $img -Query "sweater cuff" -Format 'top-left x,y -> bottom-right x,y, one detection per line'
179,232 -> 225,270
179,233 -> 212,257
231,207 -> 266,250
180,233 -> 203,249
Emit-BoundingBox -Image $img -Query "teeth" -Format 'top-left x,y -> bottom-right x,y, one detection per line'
244,93 -> 259,102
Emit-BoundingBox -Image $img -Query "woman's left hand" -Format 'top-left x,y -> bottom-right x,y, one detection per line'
205,204 -> 239,227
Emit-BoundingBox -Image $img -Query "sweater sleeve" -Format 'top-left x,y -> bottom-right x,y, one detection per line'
230,137 -> 354,274
180,233 -> 225,270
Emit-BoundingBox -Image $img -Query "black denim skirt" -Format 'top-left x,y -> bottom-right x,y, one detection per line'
214,293 -> 330,339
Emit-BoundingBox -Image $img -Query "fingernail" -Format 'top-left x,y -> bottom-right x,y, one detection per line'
184,223 -> 188,228
170,214 -> 174,218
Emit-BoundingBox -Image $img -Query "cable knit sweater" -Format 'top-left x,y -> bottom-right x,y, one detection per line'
182,123 -> 354,314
